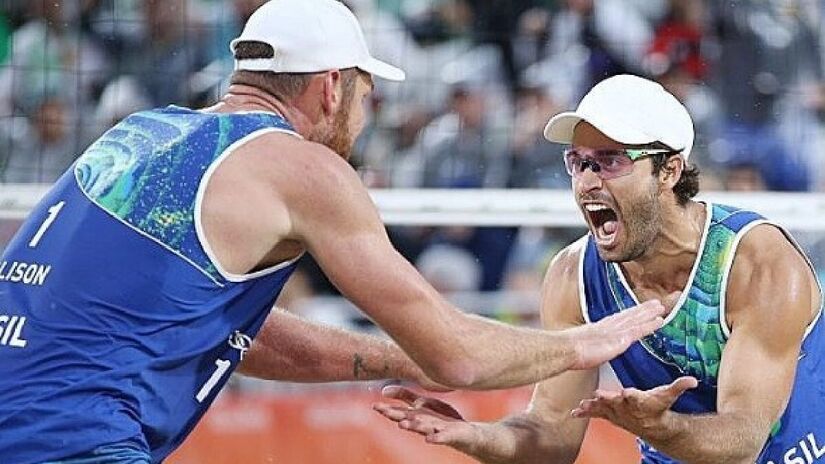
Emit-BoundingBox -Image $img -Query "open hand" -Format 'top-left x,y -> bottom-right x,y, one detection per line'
373,386 -> 483,451
571,376 -> 698,438
568,299 -> 668,370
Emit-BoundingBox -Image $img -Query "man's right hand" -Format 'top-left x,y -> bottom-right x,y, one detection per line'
373,386 -> 484,454
568,299 -> 667,370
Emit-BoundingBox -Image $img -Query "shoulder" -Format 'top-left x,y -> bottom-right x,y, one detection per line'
727,223 -> 816,333
239,133 -> 365,199
545,236 -> 588,280
540,236 -> 589,329
731,223 -> 809,280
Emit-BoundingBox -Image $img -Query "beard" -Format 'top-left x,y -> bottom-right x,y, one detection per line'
607,179 -> 661,262
310,105 -> 355,160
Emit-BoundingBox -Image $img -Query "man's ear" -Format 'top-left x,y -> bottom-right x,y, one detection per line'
320,69 -> 343,118
660,155 -> 685,189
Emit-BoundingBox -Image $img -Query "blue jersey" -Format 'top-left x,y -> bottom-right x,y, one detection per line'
580,202 -> 825,464
0,106 -> 301,463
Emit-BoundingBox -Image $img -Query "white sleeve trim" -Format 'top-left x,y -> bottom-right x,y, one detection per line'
720,220 -> 823,341
576,235 -> 592,324
194,127 -> 304,283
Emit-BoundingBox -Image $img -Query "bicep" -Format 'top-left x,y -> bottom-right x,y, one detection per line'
718,226 -> 814,426
282,151 -> 456,357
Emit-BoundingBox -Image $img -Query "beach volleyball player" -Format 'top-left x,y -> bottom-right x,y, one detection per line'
0,1 -> 667,463
375,75 -> 824,464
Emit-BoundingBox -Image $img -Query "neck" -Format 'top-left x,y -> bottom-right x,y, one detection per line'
620,200 -> 706,294
202,85 -> 315,138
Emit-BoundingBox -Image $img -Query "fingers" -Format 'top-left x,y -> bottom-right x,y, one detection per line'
373,402 -> 411,422
413,397 -> 464,421
373,403 -> 447,435
611,300 -> 667,343
399,413 -> 447,436
381,385 -> 422,405
671,376 -> 699,391
624,314 -> 665,341
599,300 -> 666,333
627,299 -> 668,320
659,376 -> 698,399
571,397 -> 611,419
571,389 -> 620,418
663,291 -> 682,308
627,301 -> 667,330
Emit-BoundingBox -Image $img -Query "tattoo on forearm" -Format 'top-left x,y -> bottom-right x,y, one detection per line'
353,353 -> 365,379
353,353 -> 392,379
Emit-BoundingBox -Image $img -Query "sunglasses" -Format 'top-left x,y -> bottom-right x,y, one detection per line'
563,147 -> 678,180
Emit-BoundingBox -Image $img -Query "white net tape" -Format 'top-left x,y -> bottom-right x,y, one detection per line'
2,184 -> 825,230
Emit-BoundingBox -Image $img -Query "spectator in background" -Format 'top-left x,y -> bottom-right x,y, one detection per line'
0,7 -> 11,65
0,95 -> 82,183
645,0 -> 707,83
708,0 -> 820,191
511,6 -> 553,80
91,75 -> 152,138
644,0 -> 723,176
522,0 -> 655,107
463,0 -> 542,93
416,243 -> 482,293
204,0 -> 267,74
407,82 -> 511,189
521,0 -> 594,107
403,0 -> 472,46
507,85 -> 568,188
724,161 -> 768,192
121,0 -> 210,106
397,80 -> 516,291
0,0 -> 109,117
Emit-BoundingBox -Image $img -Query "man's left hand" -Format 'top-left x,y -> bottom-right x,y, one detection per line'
571,376 -> 698,439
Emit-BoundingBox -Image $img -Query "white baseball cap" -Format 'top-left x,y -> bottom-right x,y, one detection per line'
544,74 -> 694,159
230,0 -> 405,81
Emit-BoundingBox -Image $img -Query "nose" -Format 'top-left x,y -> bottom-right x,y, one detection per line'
575,166 -> 603,194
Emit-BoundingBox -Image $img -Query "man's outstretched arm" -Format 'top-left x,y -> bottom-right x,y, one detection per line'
237,307 -> 443,389
275,142 -> 666,390
373,243 -> 598,464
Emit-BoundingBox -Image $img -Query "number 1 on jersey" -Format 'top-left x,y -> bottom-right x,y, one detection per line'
196,358 -> 231,403
29,201 -> 65,248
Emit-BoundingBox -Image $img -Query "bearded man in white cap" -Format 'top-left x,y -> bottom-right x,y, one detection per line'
376,74 -> 825,464
0,3 -> 670,463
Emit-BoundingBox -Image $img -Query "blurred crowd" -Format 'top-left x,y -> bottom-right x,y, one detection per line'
2,0 -> 825,324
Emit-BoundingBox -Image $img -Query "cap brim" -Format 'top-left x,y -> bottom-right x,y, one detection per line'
359,57 -> 406,82
543,111 -> 657,146
543,112 -> 582,143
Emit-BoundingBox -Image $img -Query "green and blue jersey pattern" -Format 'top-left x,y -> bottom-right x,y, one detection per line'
75,106 -> 295,282
604,204 -> 738,387
581,203 -> 825,464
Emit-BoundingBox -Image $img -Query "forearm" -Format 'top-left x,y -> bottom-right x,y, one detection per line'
417,312 -> 577,390
642,411 -> 769,464
237,308 -> 423,383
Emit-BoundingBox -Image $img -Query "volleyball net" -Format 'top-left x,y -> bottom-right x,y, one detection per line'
3,184 -> 825,229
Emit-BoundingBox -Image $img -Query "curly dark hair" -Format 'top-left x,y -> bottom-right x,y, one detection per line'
650,152 -> 700,206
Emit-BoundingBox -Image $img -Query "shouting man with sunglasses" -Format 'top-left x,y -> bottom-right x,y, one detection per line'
376,74 -> 825,464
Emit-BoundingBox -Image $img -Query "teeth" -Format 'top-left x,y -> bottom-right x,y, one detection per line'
584,204 -> 609,212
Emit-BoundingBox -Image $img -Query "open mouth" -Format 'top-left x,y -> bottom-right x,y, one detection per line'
583,203 -> 620,247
